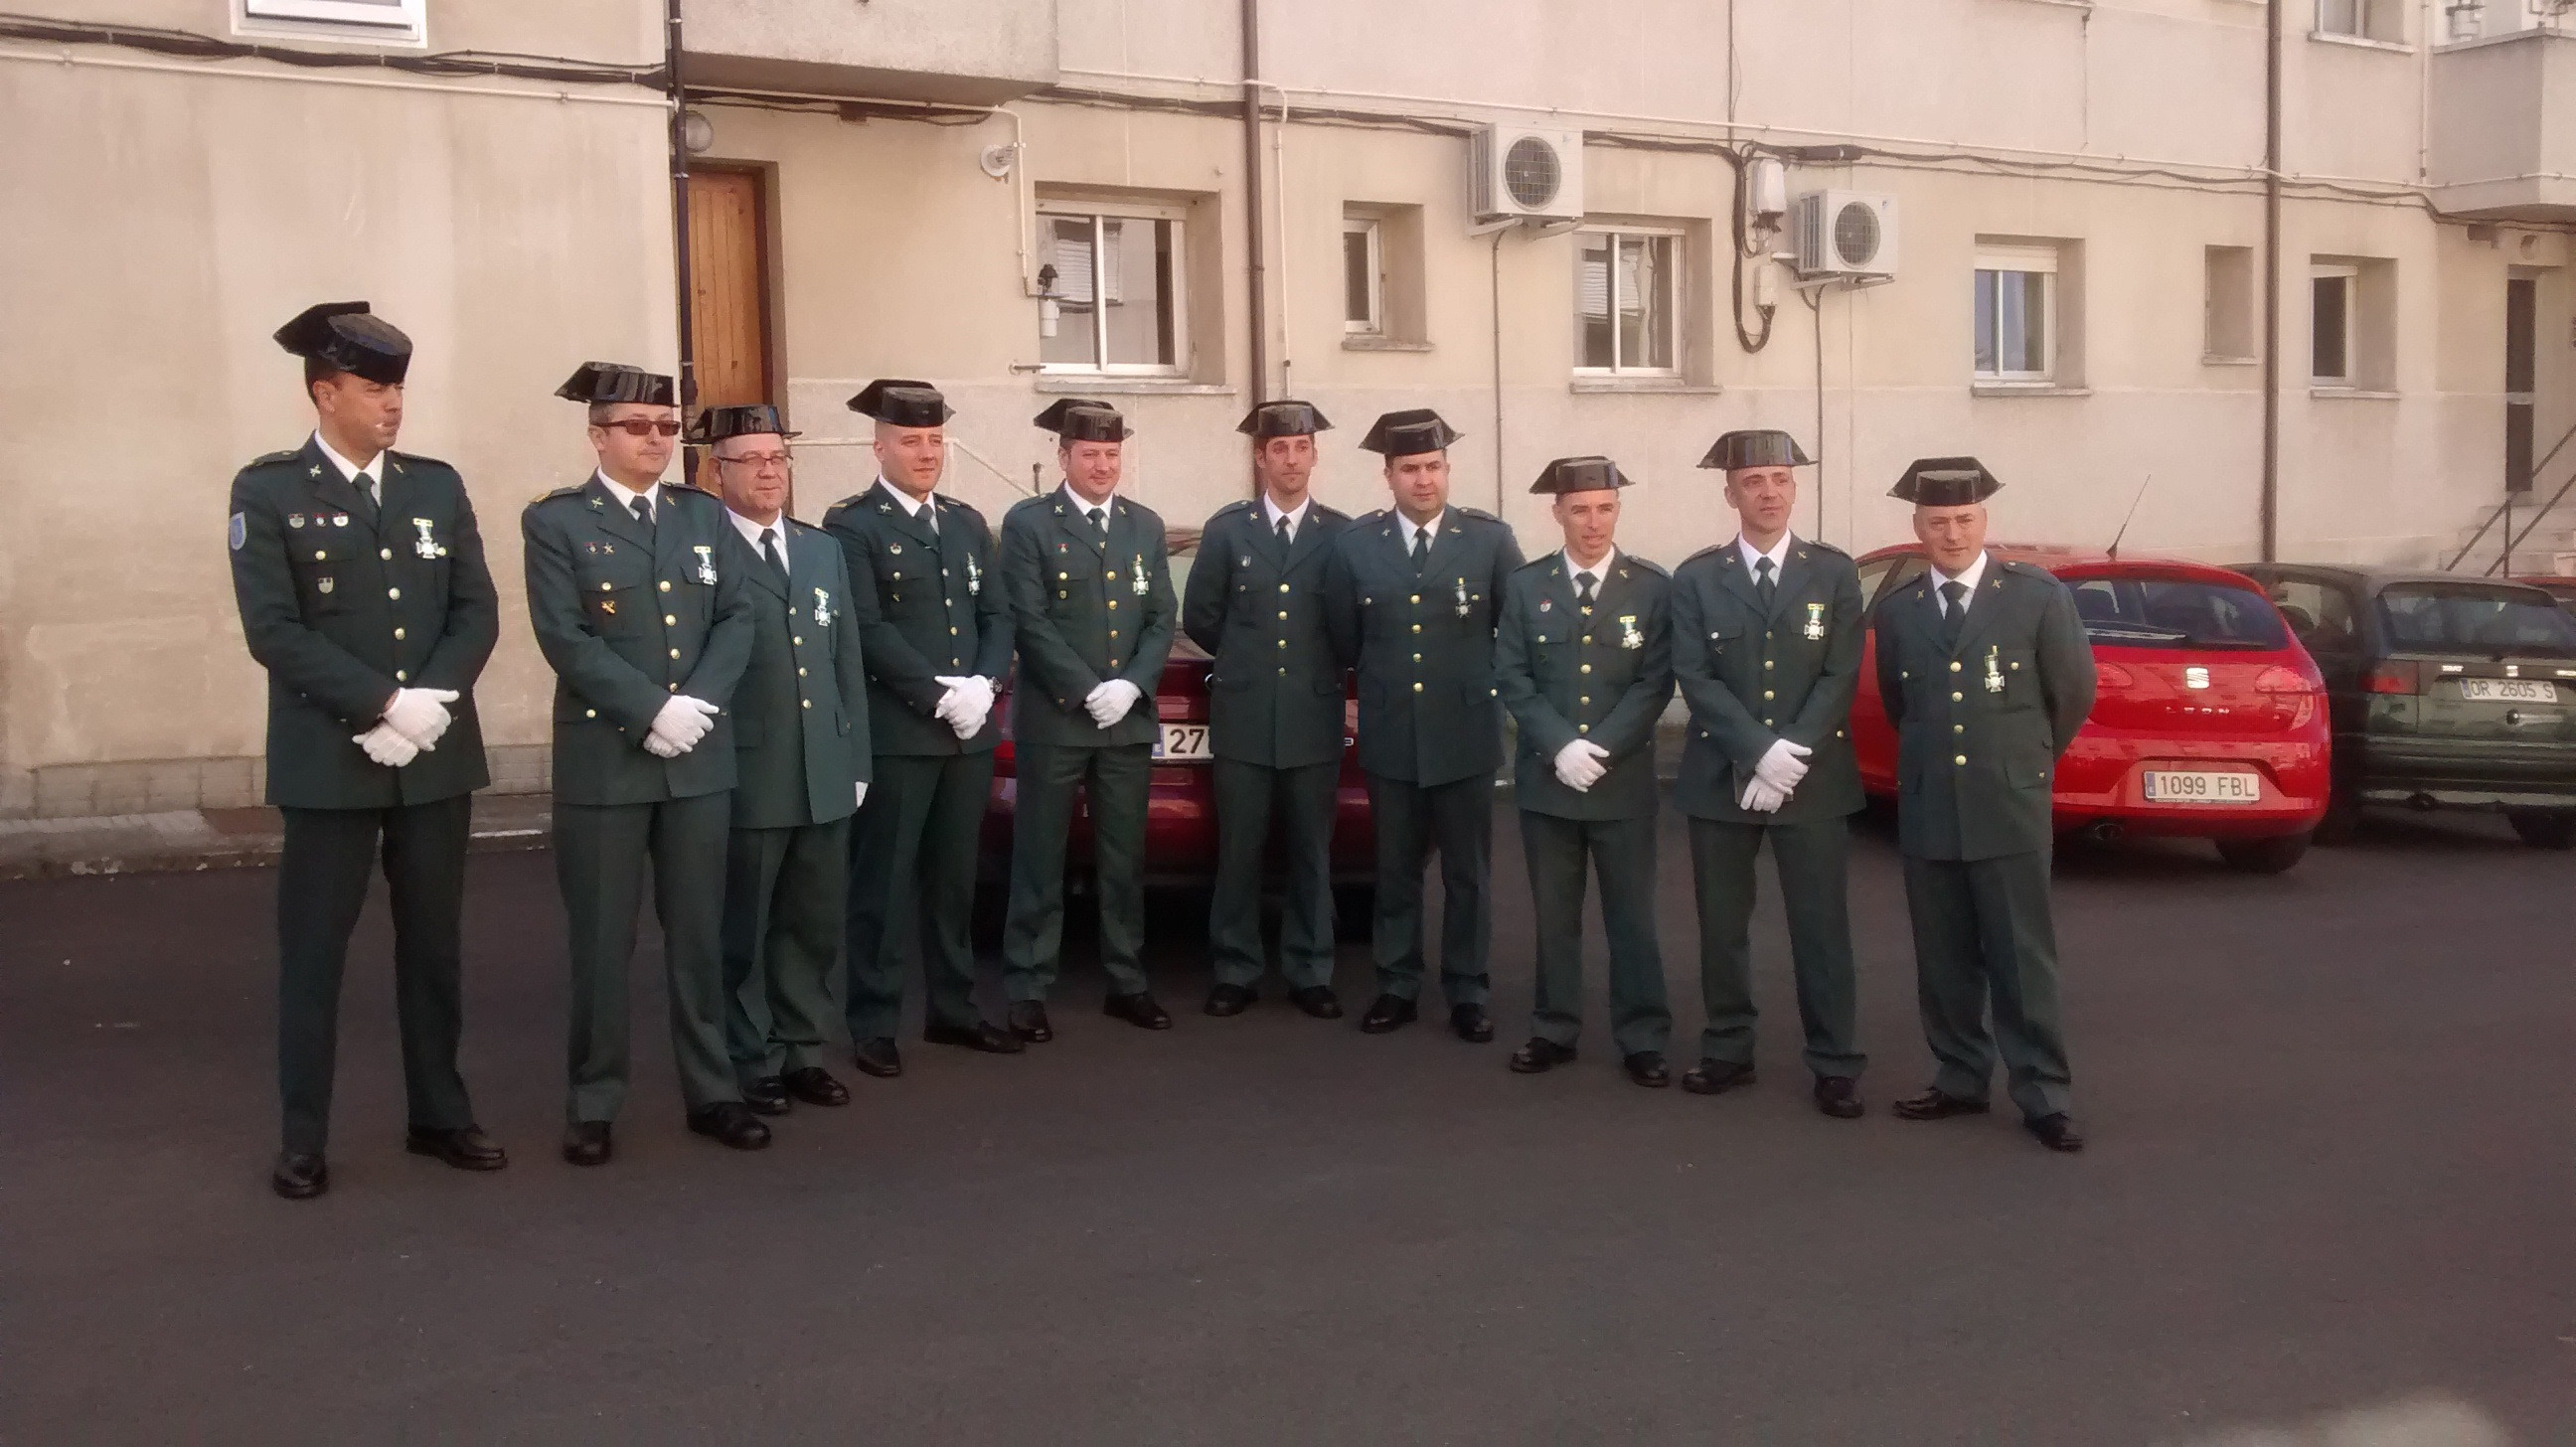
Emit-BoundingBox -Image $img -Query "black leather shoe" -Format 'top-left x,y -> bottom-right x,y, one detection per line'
1205,983 -> 1256,1017
270,1151 -> 328,1200
1450,1004 -> 1496,1043
687,1102 -> 772,1151
1360,994 -> 1417,1034
1623,1051 -> 1672,1088
784,1066 -> 850,1107
1289,986 -> 1344,1020
852,1037 -> 903,1078
924,1020 -> 1025,1054
405,1124 -> 508,1170
562,1121 -> 613,1168
1813,1076 -> 1865,1119
1509,1038 -> 1576,1073
1681,1059 -> 1757,1095
1007,1001 -> 1053,1044
742,1075 -> 792,1116
1891,1087 -> 1991,1120
1104,991 -> 1174,1030
2024,1113 -> 2086,1153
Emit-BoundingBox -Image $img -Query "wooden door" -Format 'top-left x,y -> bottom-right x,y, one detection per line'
686,169 -> 771,411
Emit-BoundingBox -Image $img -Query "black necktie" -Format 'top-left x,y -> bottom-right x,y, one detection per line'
351,471 -> 381,529
631,496 -> 654,530
1410,527 -> 1429,570
1276,513 -> 1293,545
760,527 -> 785,581
1574,570 -> 1596,608
1939,579 -> 1969,649
1755,557 -> 1776,610
1087,506 -> 1107,538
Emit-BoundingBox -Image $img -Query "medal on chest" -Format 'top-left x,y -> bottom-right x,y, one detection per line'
411,518 -> 441,560
1984,647 -> 2006,694
812,585 -> 834,627
964,552 -> 982,596
692,544 -> 718,585
1805,601 -> 1827,641
1620,615 -> 1643,650
1453,576 -> 1470,618
1131,553 -> 1149,597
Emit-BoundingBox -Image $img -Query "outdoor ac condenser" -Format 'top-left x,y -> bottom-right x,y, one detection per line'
1793,191 -> 1899,279
1470,125 -> 1586,225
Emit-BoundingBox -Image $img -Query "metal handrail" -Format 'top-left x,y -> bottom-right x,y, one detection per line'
2487,456 -> 2576,577
2448,417 -> 2576,572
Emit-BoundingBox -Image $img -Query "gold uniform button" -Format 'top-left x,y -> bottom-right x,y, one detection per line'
659,580 -> 672,592
1579,695 -> 1590,705
1954,754 -> 1968,765
669,648 -> 681,659
394,670 -> 407,681
949,626 -> 959,636
600,582 -> 612,592
387,587 -> 401,600
1411,653 -> 1422,662
801,699 -> 812,709
1278,639 -> 1288,648
1058,571 -> 1069,580
1108,600 -> 1118,610
664,613 -> 677,626
1411,682 -> 1424,693
313,551 -> 326,562
1411,624 -> 1421,634
1277,610 -> 1288,620
1953,724 -> 1965,734
793,636 -> 803,645
1577,724 -> 1590,734
1763,660 -> 1775,670
1409,594 -> 1419,604
668,683 -> 679,692
584,709 -> 597,719
392,628 -> 405,640
1951,691 -> 1964,702
1950,661 -> 1963,673
1580,664 -> 1592,674
1762,690 -> 1775,701
379,548 -> 392,561
1110,629 -> 1120,638
1278,583 -> 1290,594
797,667 -> 807,677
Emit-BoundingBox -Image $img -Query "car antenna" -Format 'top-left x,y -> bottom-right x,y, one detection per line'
2106,473 -> 2153,562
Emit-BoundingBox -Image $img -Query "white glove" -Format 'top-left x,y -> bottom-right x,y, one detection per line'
1552,738 -> 1611,791
383,688 -> 459,749
855,781 -> 870,809
934,676 -> 994,739
1739,776 -> 1790,814
353,722 -> 420,768
1753,738 -> 1813,792
642,732 -> 683,759
1084,678 -> 1142,728
648,695 -> 721,755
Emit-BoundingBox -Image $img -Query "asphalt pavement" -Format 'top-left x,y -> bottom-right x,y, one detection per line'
1,801 -> 2566,1445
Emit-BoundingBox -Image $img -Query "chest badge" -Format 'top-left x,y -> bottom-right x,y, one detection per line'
1538,598 -> 1551,614
411,518 -> 439,560
288,513 -> 306,530
1131,553 -> 1149,597
316,577 -> 335,594
812,585 -> 834,627
888,543 -> 902,556
1805,601 -> 1827,641
693,544 -> 718,585
331,514 -> 349,528
1619,615 -> 1643,650
964,553 -> 982,596
1984,648 -> 2006,694
1453,576 -> 1470,618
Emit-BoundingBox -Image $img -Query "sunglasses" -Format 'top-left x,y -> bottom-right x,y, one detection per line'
596,419 -> 682,438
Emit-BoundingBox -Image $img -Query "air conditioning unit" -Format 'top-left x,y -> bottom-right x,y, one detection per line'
1470,125 -> 1585,225
1793,191 -> 1899,278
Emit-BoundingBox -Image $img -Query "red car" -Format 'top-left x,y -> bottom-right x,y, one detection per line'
982,528 -> 1376,906
1852,546 -> 2332,873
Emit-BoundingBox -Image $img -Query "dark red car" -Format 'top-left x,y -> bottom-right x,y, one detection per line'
1852,546 -> 2332,873
981,528 -> 1375,907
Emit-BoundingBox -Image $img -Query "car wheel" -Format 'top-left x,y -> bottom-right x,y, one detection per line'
2311,786 -> 2361,847
2505,809 -> 2576,851
2215,832 -> 2310,875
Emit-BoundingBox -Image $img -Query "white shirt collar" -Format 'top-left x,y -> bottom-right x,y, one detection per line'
726,507 -> 787,553
1396,508 -> 1443,550
1058,481 -> 1117,518
1734,533 -> 1793,576
312,432 -> 383,489
593,469 -> 662,514
1261,491 -> 1312,537
1562,547 -> 1619,586
1930,551 -> 1991,610
876,477 -> 937,521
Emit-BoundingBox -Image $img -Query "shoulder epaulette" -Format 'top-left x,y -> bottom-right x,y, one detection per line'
1311,502 -> 1351,521
1512,553 -> 1557,574
247,449 -> 300,467
1455,507 -> 1502,525
664,484 -> 718,505
1621,556 -> 1671,577
788,517 -> 825,533
385,449 -> 452,475
528,482 -> 586,505
1798,538 -> 1849,558
1682,543 -> 1732,566
1215,497 -> 1256,516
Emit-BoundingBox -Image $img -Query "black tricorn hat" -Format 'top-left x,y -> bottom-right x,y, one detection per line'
1237,400 -> 1333,438
689,404 -> 799,444
557,362 -> 677,407
1698,429 -> 1815,472
1530,456 -> 1633,495
848,379 -> 953,427
1359,408 -> 1462,456
274,302 -> 411,386
1033,398 -> 1131,441
1889,456 -> 2004,508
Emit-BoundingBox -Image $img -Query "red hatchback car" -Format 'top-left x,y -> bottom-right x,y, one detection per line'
981,528 -> 1376,907
1852,546 -> 2332,873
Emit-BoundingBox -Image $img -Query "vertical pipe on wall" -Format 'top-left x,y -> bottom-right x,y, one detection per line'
666,0 -> 697,413
2260,0 -> 2283,562
1240,0 -> 1269,402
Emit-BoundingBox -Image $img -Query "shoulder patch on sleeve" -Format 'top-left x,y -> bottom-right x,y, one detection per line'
229,512 -> 246,551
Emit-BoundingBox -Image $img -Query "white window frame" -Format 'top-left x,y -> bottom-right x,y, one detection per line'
1343,215 -> 1384,336
2310,262 -> 2359,385
2316,0 -> 2403,42
1973,243 -> 2059,384
1572,226 -> 1685,378
238,0 -> 427,46
1036,202 -> 1190,378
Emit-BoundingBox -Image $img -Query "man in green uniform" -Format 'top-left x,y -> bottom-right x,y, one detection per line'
827,380 -> 1022,1076
700,404 -> 869,1119
230,302 -> 505,1200
1323,409 -> 1524,1042
1670,429 -> 1870,1118
1874,457 -> 2096,1153
1184,400 -> 1353,1021
1492,457 -> 1675,1085
996,400 -> 1180,1040
524,363 -> 763,1164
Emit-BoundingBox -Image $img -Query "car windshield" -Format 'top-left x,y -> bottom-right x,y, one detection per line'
2376,584 -> 2576,658
2064,575 -> 2288,651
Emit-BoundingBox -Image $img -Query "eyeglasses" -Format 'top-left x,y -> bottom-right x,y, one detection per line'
596,419 -> 682,438
715,451 -> 793,471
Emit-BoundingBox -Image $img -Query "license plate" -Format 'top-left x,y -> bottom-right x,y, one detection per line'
2458,678 -> 2559,704
1154,723 -> 1212,761
2141,769 -> 2263,804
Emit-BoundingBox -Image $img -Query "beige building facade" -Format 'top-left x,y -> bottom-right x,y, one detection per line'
1,0 -> 2570,817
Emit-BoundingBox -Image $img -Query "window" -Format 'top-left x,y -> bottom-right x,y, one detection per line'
1344,216 -> 1382,336
2310,263 -> 2356,384
2264,576 -> 2359,655
1974,244 -> 2057,382
2378,584 -> 2576,658
1039,207 -> 1185,375
1575,229 -> 1681,375
2204,245 -> 2256,362
2067,576 -> 2290,652
2308,254 -> 2394,392
1345,204 -> 1429,350
2316,0 -> 2405,42
238,0 -> 425,44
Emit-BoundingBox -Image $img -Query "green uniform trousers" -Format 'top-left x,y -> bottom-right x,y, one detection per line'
1364,770 -> 1494,1007
1208,756 -> 1340,991
275,798 -> 476,1153
1521,810 -> 1671,1056
1003,740 -> 1152,1001
1689,817 -> 1866,1079
555,793 -> 737,1123
723,815 -> 851,1085
1900,849 -> 2072,1119
844,752 -> 995,1042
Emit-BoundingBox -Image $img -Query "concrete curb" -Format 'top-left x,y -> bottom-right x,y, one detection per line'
0,794 -> 554,883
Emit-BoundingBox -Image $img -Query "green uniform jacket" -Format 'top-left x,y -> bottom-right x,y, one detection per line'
1324,506 -> 1525,786
1182,497 -> 1353,769
997,488 -> 1178,749
524,477 -> 753,806
1873,557 -> 2098,861
822,482 -> 1013,757
1494,552 -> 1675,821
718,519 -> 871,830
227,438 -> 497,809
1670,538 -> 1866,824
